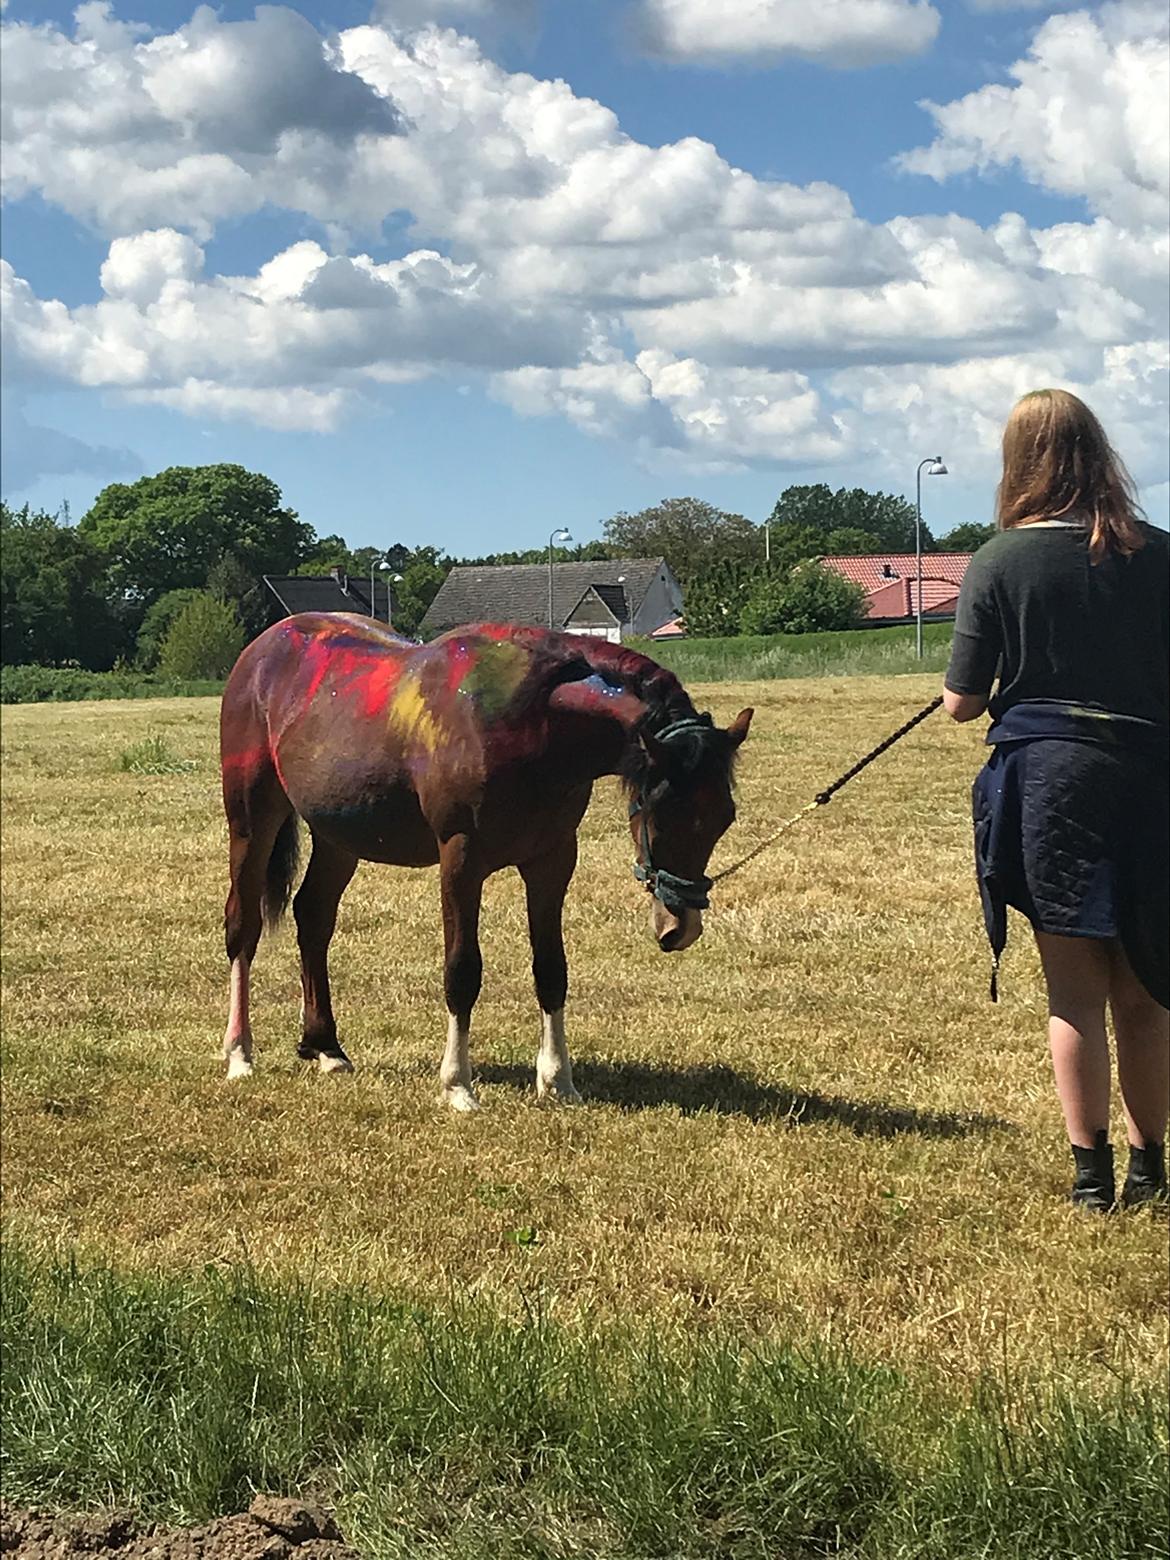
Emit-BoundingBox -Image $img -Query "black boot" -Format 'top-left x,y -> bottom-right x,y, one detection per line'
1070,1130 -> 1115,1212
1121,1142 -> 1167,1209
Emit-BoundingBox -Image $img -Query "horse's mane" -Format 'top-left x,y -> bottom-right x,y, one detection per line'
514,627 -> 737,799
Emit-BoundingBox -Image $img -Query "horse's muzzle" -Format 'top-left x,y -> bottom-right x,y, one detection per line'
651,902 -> 703,953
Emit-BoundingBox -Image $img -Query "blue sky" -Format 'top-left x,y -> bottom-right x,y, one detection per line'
2,0 -> 1166,555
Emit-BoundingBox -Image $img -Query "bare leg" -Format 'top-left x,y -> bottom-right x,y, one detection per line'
438,834 -> 484,1112
222,800 -> 289,1079
1109,943 -> 1170,1148
519,836 -> 581,1104
1035,931 -> 1112,1147
294,832 -> 359,1075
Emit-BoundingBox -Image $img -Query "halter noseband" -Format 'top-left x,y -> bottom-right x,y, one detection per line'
630,716 -> 716,915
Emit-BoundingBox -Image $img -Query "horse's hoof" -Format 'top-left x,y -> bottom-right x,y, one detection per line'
318,1053 -> 354,1075
539,1079 -> 583,1104
225,1053 -> 254,1080
442,1085 -> 480,1113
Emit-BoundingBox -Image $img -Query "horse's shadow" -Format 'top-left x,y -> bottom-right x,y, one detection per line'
470,1059 -> 1012,1140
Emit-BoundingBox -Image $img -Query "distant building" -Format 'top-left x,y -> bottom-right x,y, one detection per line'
420,557 -> 683,643
818,553 -> 974,624
262,567 -> 396,626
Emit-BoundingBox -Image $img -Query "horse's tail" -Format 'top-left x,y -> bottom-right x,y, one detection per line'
262,812 -> 301,931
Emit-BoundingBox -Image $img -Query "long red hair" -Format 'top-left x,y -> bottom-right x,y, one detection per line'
996,389 -> 1146,561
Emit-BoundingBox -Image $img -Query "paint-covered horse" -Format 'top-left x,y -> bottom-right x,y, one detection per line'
219,615 -> 752,1109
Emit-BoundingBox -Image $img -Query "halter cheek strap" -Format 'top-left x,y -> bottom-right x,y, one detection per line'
629,715 -> 718,914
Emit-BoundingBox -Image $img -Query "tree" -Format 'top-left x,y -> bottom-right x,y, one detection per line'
206,550 -> 268,638
79,465 -> 313,614
0,502 -> 122,668
768,485 -> 932,553
681,560 -> 758,638
938,521 -> 997,552
823,527 -> 880,555
135,588 -> 204,669
603,498 -> 761,583
158,592 -> 245,679
393,547 -> 450,638
739,560 -> 868,636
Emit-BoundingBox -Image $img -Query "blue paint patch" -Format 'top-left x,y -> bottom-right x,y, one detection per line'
580,673 -> 625,699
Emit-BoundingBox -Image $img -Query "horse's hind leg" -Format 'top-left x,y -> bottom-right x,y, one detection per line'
520,834 -> 582,1105
294,831 -> 358,1074
438,834 -> 485,1112
223,781 -> 294,1079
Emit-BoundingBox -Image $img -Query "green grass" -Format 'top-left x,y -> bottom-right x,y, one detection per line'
630,623 -> 954,683
3,684 -> 1166,1555
2,1243 -> 1164,1560
117,733 -> 200,775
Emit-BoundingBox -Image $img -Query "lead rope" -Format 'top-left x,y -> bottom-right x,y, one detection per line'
710,693 -> 944,887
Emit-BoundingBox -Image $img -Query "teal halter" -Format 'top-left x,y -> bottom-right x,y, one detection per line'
629,716 -> 717,914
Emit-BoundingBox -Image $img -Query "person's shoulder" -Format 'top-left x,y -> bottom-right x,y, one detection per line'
1136,522 -> 1168,556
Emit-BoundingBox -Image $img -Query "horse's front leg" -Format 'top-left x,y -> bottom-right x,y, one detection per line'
520,835 -> 582,1105
438,834 -> 485,1112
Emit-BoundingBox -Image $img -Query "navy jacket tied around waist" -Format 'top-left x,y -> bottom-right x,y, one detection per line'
972,700 -> 1168,1008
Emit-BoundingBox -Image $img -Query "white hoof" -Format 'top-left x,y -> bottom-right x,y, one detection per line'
318,1053 -> 354,1075
537,1078 -> 583,1106
225,1052 -> 254,1080
442,1084 -> 480,1113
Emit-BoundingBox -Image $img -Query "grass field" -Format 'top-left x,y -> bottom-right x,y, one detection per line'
2,682 -> 1166,1556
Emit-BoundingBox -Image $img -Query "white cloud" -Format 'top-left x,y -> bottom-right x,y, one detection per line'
898,2 -> 1170,228
0,5 -> 1166,494
0,393 -> 140,494
0,3 -> 402,238
633,0 -> 940,67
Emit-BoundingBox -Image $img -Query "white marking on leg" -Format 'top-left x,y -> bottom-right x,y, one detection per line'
318,1050 -> 354,1075
223,957 -> 254,1079
536,1009 -> 581,1104
439,1013 -> 479,1111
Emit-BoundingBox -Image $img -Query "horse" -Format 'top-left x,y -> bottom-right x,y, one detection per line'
219,615 -> 752,1109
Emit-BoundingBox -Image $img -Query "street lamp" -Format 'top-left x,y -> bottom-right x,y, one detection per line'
369,557 -> 388,622
914,457 -> 948,659
548,528 -> 572,628
369,559 -> 402,624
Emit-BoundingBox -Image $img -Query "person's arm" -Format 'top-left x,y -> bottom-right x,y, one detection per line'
943,550 -> 1001,722
943,686 -> 989,722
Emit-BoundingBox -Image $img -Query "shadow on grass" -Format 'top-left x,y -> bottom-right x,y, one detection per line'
469,1058 -> 1013,1139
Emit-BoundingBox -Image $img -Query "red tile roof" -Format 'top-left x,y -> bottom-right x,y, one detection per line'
818,553 -> 972,621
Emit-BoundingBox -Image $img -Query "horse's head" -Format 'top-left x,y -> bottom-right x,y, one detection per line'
624,707 -> 753,953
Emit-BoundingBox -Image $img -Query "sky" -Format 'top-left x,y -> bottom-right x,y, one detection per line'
2,0 -> 1167,557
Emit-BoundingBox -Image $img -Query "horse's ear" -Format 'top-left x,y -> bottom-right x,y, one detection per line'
727,708 -> 754,746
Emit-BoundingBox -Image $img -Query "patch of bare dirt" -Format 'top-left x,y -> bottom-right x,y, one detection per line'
0,1497 -> 360,1560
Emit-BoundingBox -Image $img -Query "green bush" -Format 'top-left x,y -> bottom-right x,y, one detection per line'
0,666 -> 223,703
740,559 -> 868,635
158,593 -> 245,680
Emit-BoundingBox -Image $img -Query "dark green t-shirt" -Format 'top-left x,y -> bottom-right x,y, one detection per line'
945,521 -> 1169,724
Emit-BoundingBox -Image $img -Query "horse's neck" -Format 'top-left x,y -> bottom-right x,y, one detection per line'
542,639 -> 693,777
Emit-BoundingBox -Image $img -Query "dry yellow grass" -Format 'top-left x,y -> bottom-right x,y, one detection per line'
2,680 -> 1165,1392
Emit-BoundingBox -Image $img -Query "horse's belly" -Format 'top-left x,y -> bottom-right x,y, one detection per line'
299,790 -> 440,867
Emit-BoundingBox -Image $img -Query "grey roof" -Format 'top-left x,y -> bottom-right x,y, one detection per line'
421,558 -> 667,635
264,574 -> 395,622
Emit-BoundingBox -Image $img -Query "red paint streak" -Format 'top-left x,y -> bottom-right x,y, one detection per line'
362,656 -> 401,717
221,744 -> 268,779
445,639 -> 475,693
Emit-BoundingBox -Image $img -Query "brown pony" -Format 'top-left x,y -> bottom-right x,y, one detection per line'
219,616 -> 752,1109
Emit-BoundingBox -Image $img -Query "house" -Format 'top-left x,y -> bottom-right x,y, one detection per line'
419,557 -> 683,643
262,567 -> 396,626
818,553 -> 973,624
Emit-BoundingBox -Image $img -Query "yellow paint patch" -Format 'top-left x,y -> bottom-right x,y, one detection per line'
389,672 -> 441,752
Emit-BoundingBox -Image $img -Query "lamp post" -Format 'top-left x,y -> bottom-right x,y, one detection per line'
914,457 -> 948,658
548,527 -> 572,628
369,557 -> 388,622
